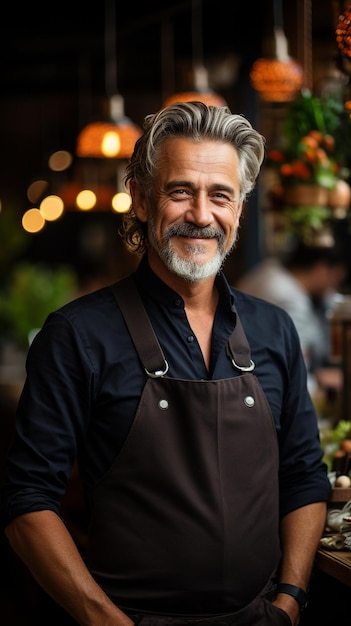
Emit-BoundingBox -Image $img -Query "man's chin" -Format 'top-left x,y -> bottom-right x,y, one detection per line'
166,254 -> 224,282
179,242 -> 217,257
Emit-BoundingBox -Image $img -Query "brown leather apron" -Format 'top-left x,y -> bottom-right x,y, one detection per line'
86,277 -> 281,617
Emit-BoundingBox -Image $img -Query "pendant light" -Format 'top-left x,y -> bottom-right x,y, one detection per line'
162,0 -> 227,109
76,0 -> 142,159
336,3 -> 351,59
249,0 -> 303,103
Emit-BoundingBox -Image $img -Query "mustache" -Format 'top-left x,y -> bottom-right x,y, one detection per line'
164,224 -> 225,245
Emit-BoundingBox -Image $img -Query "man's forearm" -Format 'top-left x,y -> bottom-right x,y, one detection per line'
278,501 -> 327,586
5,510 -> 133,626
273,501 -> 327,625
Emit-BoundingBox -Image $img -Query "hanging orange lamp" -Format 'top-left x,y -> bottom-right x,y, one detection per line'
250,0 -> 303,102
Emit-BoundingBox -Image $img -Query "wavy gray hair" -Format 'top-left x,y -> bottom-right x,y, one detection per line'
121,101 -> 266,254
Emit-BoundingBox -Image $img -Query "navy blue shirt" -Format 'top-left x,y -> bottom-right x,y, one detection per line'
1,256 -> 331,528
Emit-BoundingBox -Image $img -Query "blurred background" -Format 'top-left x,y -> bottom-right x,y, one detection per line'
2,0 -> 351,426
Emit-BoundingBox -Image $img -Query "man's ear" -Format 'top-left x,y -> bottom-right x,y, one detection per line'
130,181 -> 148,223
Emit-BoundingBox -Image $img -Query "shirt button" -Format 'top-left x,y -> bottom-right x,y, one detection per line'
159,399 -> 169,410
175,299 -> 182,307
187,335 -> 195,342
244,396 -> 255,407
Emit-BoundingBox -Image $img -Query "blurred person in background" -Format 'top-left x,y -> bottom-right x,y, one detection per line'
236,241 -> 348,394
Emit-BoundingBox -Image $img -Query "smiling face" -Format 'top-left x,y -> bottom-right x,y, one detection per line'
131,137 -> 244,284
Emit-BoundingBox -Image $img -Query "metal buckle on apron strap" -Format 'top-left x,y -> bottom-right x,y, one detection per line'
225,343 -> 255,372
145,360 -> 169,378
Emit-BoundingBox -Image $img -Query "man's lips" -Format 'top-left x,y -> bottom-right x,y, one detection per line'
175,234 -> 217,241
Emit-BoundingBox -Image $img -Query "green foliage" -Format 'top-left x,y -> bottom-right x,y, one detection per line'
320,420 -> 351,471
283,88 -> 351,168
267,88 -> 351,241
330,420 -> 351,441
0,263 -> 78,348
283,205 -> 332,240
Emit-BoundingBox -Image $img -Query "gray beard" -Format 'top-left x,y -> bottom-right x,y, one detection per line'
147,220 -> 236,283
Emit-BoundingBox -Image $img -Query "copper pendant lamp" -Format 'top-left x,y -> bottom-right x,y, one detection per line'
76,95 -> 142,159
336,3 -> 351,59
249,0 -> 304,103
76,0 -> 142,160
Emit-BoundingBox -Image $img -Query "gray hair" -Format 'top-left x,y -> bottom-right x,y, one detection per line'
122,101 -> 266,254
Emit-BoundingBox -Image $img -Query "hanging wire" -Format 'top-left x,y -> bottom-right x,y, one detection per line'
105,0 -> 118,97
191,0 -> 209,91
192,0 -> 203,67
273,0 -> 284,30
301,0 -> 313,90
161,19 -> 175,102
272,0 -> 289,60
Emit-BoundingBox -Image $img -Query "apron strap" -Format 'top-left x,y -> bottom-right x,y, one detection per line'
111,275 -> 254,375
226,308 -> 255,372
111,276 -> 169,377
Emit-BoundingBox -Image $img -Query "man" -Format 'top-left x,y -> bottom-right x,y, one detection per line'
1,102 -> 330,625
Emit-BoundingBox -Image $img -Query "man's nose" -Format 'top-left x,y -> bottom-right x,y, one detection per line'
186,193 -> 213,225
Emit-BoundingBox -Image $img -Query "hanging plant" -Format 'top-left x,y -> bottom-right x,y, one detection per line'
266,88 -> 351,240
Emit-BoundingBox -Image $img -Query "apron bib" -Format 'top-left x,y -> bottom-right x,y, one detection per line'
86,277 -> 281,615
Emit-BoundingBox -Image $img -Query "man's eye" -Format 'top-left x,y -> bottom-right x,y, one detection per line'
213,192 -> 230,201
172,189 -> 188,196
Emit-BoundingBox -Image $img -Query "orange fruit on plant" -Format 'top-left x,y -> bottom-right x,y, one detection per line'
340,439 -> 351,452
307,130 -> 323,144
301,135 -> 319,149
322,134 -> 335,152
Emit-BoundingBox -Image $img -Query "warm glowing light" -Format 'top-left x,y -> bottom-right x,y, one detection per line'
40,195 -> 64,221
102,131 -> 121,157
76,121 -> 142,159
22,208 -> 45,233
27,179 -> 49,203
112,192 -> 131,213
48,150 -> 73,171
250,57 -> 304,102
76,189 -> 97,210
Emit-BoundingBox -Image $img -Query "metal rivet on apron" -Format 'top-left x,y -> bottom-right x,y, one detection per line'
244,395 -> 255,407
158,399 -> 169,410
